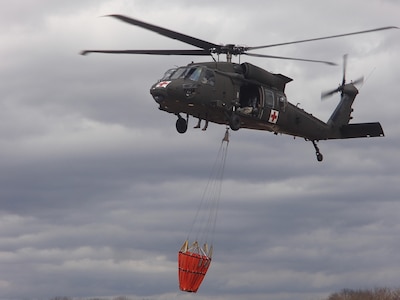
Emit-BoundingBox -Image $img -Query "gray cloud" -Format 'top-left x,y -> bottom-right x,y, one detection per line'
0,1 -> 399,300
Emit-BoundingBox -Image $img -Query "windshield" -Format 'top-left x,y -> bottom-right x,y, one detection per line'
170,67 -> 186,79
170,66 -> 203,81
160,68 -> 176,80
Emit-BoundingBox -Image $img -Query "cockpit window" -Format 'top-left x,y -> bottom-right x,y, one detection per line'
202,70 -> 215,86
188,67 -> 202,81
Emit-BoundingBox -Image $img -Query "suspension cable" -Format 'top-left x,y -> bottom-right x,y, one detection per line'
187,128 -> 230,246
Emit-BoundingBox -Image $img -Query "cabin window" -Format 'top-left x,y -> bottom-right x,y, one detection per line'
278,94 -> 288,111
264,89 -> 274,108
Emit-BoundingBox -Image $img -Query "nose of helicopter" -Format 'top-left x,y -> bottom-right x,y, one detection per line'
150,80 -> 172,104
151,79 -> 193,103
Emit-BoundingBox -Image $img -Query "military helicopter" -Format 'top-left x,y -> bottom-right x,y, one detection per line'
81,15 -> 397,161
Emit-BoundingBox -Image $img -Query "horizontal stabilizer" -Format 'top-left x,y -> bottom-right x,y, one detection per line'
340,122 -> 384,139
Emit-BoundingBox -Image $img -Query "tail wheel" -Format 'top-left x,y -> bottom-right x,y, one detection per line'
311,140 -> 324,162
316,152 -> 323,162
229,114 -> 241,131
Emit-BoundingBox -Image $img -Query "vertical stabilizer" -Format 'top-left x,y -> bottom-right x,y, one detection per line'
327,84 -> 358,128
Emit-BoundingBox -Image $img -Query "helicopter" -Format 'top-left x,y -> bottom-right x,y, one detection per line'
81,15 -> 397,161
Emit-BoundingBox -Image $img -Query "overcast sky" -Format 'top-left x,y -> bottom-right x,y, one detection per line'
1,1 -> 399,300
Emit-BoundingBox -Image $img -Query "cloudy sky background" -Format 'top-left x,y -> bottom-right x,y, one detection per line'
1,1 -> 399,299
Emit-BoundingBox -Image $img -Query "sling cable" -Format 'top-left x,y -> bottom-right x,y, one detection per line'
178,128 -> 230,293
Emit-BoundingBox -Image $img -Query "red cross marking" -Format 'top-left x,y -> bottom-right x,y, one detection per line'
156,81 -> 171,88
269,110 -> 279,123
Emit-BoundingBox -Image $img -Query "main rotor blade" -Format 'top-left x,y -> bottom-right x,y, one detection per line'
107,14 -> 219,51
244,52 -> 337,65
81,49 -> 211,56
247,26 -> 398,51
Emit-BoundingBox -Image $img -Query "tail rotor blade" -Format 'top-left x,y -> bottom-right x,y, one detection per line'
321,87 -> 341,100
342,54 -> 348,86
352,76 -> 364,86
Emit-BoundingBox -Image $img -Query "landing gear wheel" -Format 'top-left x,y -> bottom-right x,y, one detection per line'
176,117 -> 188,134
229,113 -> 241,131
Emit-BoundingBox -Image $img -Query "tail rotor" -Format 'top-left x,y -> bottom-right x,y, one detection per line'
321,54 -> 364,100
